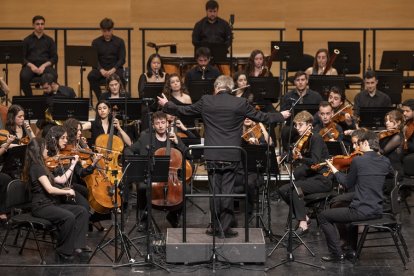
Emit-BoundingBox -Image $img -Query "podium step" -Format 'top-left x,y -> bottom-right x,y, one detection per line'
166,227 -> 266,264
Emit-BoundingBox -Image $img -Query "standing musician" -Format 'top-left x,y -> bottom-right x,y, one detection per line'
99,73 -> 129,100
319,130 -> 393,262
278,111 -> 332,236
124,111 -> 189,229
158,75 -> 290,238
313,101 -> 344,142
2,105 -> 35,179
138,53 -> 167,95
305,48 -> 338,76
23,137 -> 90,263
401,99 -> 414,154
245,49 -> 273,77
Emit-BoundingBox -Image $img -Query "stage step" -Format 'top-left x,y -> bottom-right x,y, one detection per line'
166,228 -> 266,264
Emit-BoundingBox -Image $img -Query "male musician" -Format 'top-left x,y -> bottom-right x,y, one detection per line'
313,101 -> 344,142
87,18 -> 126,100
158,75 -> 290,238
124,111 -> 188,229
353,70 -> 392,118
20,15 -> 58,96
401,99 -> 414,154
192,0 -> 232,48
278,111 -> 332,236
185,47 -> 220,89
280,71 -> 323,151
327,86 -> 355,131
320,130 -> 393,262
41,73 -> 76,102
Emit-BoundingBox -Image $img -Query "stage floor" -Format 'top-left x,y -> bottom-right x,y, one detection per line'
0,181 -> 413,275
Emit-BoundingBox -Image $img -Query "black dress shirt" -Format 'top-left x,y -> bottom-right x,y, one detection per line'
192,17 -> 232,47
334,151 -> 392,216
185,64 -> 220,88
353,89 -> 392,117
163,91 -> 285,161
280,89 -> 323,112
92,35 -> 126,70
23,33 -> 58,66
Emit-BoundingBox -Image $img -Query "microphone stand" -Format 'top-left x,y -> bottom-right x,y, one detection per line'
229,14 -> 234,76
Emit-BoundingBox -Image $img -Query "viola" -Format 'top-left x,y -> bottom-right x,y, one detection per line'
378,129 -> 400,140
332,104 -> 354,124
292,127 -> 312,160
311,150 -> 363,176
319,122 -> 340,142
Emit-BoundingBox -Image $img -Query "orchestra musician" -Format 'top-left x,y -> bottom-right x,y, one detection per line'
23,137 -> 90,263
185,47 -> 220,89
233,71 -> 254,103
158,75 -> 290,238
245,49 -> 272,77
124,111 -> 189,229
166,114 -> 198,139
305,48 -> 338,76
319,130 -> 393,262
163,73 -> 192,105
278,111 -> 332,236
138,53 -> 167,95
401,99 -> 414,154
313,101 -> 344,142
0,134 -> 15,223
99,73 -> 129,100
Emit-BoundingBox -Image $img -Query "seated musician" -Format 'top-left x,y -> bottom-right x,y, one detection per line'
379,110 -> 404,195
313,101 -> 344,142
124,111 -> 190,229
23,137 -> 90,263
184,47 -> 220,89
280,71 -> 323,152
1,104 -> 35,179
0,134 -> 15,223
305,48 -> 338,76
138,53 -> 167,95
245,49 -> 273,77
163,73 -> 192,105
233,71 -> 254,103
320,130 -> 393,262
99,73 -> 130,100
401,99 -> 414,155
278,111 -> 332,236
166,114 -> 198,139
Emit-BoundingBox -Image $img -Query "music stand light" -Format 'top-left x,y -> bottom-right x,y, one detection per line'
248,76 -> 280,103
52,98 -> 90,121
12,96 -> 47,121
308,75 -> 346,100
328,41 -> 361,74
375,70 -> 403,104
187,79 -> 215,102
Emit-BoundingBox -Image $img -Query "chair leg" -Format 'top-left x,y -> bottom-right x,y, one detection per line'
391,230 -> 407,268
397,225 -> 410,259
0,227 -> 11,255
355,225 -> 369,262
19,229 -> 30,255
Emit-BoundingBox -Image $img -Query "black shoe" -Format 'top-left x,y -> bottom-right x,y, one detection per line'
344,250 -> 356,261
205,228 -> 220,237
74,249 -> 91,263
224,228 -> 238,238
89,221 -> 107,232
166,212 -> 179,228
321,254 -> 344,263
55,252 -> 74,264
295,226 -> 309,236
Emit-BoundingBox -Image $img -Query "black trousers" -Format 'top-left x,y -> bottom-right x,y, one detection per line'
319,207 -> 380,256
329,192 -> 355,244
279,174 -> 332,221
207,161 -> 238,232
19,65 -> 57,96
0,173 -> 12,214
87,68 -> 125,100
32,203 -> 89,255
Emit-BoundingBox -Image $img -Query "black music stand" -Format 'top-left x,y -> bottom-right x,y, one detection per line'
141,82 -> 164,99
380,51 -> 414,71
0,40 -> 24,101
359,107 -> 394,129
309,75 -> 346,100
328,42 -> 361,75
248,76 -> 280,102
12,96 -> 47,123
375,70 -> 403,104
325,141 -> 347,156
107,98 -> 142,126
187,79 -> 215,102
293,104 -> 320,117
195,43 -> 228,64
65,45 -> 98,99
51,98 -> 89,121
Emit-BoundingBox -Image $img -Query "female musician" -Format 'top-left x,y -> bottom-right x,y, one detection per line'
233,71 -> 254,103
242,118 -> 272,145
82,100 -> 132,147
138,53 -> 167,95
278,111 -> 332,236
401,99 -> 414,154
313,101 -> 343,142
245,49 -> 273,77
1,104 -> 35,179
99,73 -> 129,100
23,137 -> 89,263
305,48 -> 338,76
162,73 -> 192,105
379,110 -> 404,194
0,134 -> 14,222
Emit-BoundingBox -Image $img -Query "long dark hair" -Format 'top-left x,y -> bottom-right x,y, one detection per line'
146,53 -> 165,78
94,100 -> 113,129
5,104 -> 24,134
162,73 -> 189,100
63,118 -> 81,146
45,125 -> 66,156
245,49 -> 265,76
22,137 -> 50,183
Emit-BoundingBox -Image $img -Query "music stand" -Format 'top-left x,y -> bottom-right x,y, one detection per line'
380,51 -> 414,71
107,98 -> 142,125
328,42 -> 361,75
375,70 -> 403,104
325,141 -> 347,156
293,104 -> 320,117
141,82 -> 165,99
195,43 -> 228,64
51,98 -> 89,121
309,75 -> 346,100
0,40 -> 24,101
359,107 -> 394,129
2,145 -> 27,179
65,45 -> 98,98
12,96 -> 47,122
248,77 -> 280,103
187,79 -> 215,102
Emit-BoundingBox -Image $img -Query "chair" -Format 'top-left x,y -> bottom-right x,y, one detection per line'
0,179 -> 56,264
399,153 -> 414,213
351,175 -> 410,269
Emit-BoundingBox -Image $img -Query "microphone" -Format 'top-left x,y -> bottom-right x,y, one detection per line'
123,67 -> 129,83
141,98 -> 155,103
146,42 -> 156,48
229,14 -> 235,26
280,69 -> 285,83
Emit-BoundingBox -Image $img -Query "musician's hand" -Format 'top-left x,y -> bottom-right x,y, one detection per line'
66,188 -> 75,197
169,132 -> 178,144
92,153 -> 103,165
248,137 -> 259,145
71,155 -> 80,165
157,93 -> 169,107
113,118 -> 121,130
344,113 -> 353,126
280,110 -> 291,119
175,119 -> 187,131
325,159 -> 337,173
6,134 -> 16,144
344,129 -> 354,136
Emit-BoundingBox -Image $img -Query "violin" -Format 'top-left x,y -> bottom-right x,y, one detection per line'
45,155 -> 76,170
0,129 -> 11,143
378,129 -> 400,140
311,150 -> 363,176
332,104 -> 354,124
292,127 -> 312,160
319,122 -> 340,142
241,123 -> 262,143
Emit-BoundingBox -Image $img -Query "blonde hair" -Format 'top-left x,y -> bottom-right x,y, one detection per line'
293,111 -> 314,124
